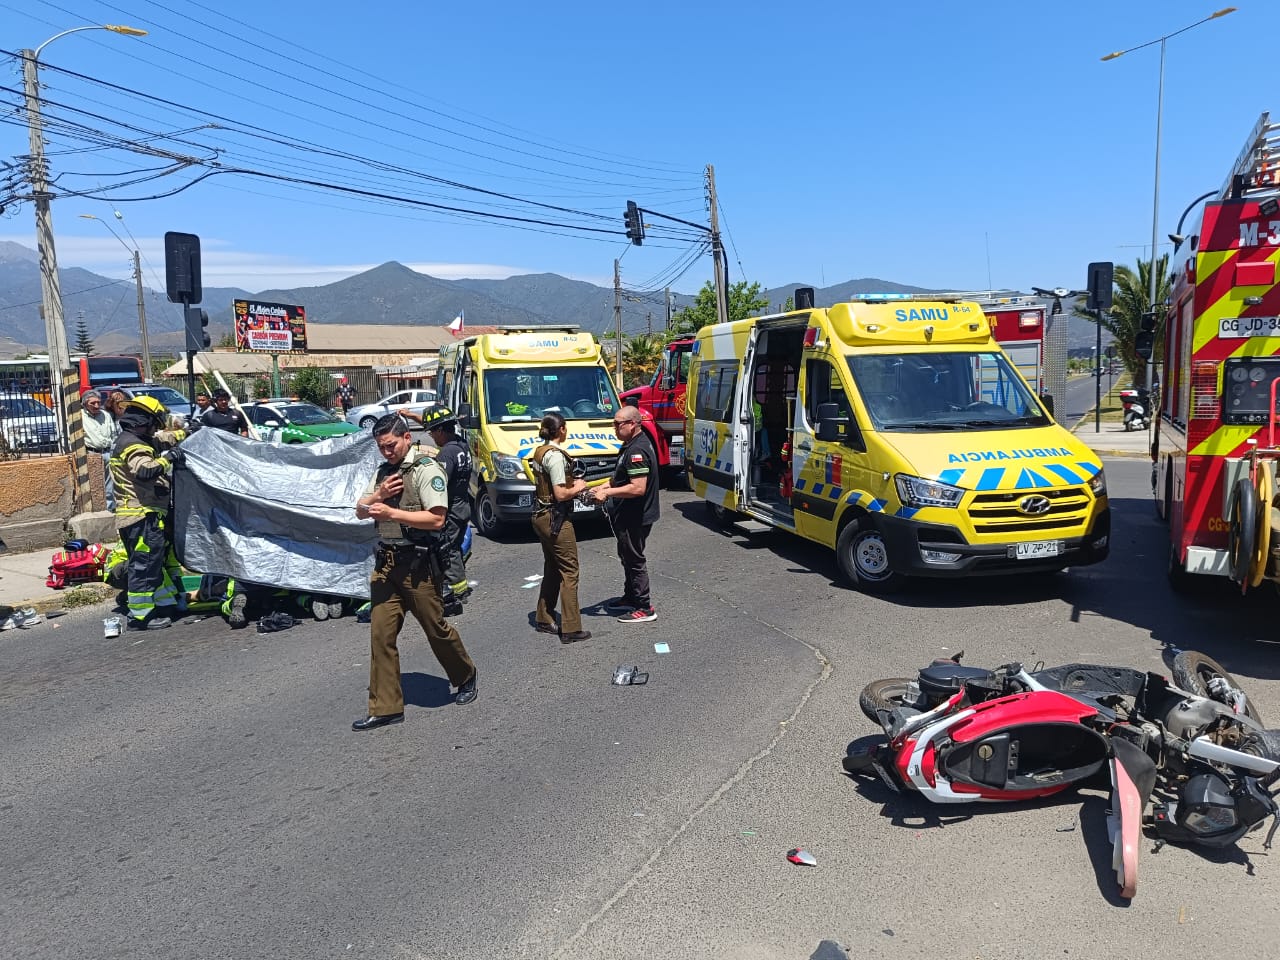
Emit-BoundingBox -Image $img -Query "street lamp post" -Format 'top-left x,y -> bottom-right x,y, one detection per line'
1102,7 -> 1235,393
21,23 -> 147,447
79,212 -> 152,377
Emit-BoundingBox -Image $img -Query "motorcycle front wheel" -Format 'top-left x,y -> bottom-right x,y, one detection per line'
859,677 -> 913,724
1171,650 -> 1264,724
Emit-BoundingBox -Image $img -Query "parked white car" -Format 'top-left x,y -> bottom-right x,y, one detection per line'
345,389 -> 437,429
0,393 -> 58,452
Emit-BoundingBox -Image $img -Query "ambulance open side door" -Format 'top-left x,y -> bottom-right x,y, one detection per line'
733,325 -> 761,510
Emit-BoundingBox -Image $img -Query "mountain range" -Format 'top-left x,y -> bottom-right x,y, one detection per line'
0,241 -> 1105,358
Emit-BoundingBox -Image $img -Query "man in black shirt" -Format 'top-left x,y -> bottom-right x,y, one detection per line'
200,389 -> 249,436
591,404 -> 660,623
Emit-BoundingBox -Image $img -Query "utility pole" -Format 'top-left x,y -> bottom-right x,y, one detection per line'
133,249 -> 152,379
664,286 -> 672,330
706,164 -> 729,327
22,49 -> 70,449
613,258 -> 623,390
646,312 -> 652,336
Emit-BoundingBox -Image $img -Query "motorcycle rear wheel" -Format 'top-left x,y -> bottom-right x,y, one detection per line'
1171,650 -> 1264,724
859,678 -> 913,724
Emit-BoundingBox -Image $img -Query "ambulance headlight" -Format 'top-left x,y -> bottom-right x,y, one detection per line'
493,453 -> 524,479
895,474 -> 965,508
1087,468 -> 1107,497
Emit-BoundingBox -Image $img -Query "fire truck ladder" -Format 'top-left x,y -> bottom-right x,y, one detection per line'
1223,111 -> 1280,200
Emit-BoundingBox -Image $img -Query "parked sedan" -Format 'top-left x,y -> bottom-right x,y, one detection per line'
118,384 -> 196,424
243,400 -> 361,443
345,389 -> 437,429
0,393 -> 58,452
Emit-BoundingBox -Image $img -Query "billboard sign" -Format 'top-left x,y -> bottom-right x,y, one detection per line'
234,300 -> 308,354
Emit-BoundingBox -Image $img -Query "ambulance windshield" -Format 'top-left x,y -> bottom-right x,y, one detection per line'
483,366 -> 620,422
847,351 -> 1049,431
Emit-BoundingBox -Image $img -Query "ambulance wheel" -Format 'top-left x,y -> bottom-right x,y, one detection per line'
474,483 -> 503,538
1228,477 -> 1258,586
836,520 -> 904,593
706,500 -> 741,529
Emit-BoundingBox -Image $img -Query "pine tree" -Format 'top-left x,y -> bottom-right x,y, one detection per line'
73,312 -> 94,356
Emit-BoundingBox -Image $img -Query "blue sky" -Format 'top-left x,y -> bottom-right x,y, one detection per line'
2,0 -> 1272,311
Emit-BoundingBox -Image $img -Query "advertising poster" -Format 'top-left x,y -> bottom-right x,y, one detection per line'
234,300 -> 308,354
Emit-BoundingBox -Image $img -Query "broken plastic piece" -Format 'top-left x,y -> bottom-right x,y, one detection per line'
653,642 -> 670,654
786,848 -> 817,866
611,665 -> 649,686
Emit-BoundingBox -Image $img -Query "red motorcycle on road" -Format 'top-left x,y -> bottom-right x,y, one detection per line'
844,651 -> 1280,899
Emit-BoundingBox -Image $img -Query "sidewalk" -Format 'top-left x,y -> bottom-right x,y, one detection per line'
1070,415 -> 1153,459
0,548 -> 114,613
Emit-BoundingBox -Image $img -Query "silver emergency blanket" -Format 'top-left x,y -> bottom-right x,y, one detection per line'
173,427 -> 381,599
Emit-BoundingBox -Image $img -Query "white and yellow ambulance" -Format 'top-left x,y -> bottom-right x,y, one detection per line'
686,293 -> 1110,592
436,326 -> 623,536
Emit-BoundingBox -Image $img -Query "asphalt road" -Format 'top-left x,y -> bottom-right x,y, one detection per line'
5,461 -> 1280,960
1062,371 -> 1119,425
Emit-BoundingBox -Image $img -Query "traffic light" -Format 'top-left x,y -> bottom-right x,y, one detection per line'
164,231 -> 202,305
1086,261 -> 1113,312
185,305 -> 210,352
1139,310 -> 1157,333
623,200 -> 645,245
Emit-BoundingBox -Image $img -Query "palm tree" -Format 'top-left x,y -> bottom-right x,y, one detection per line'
620,333 -> 667,389
1073,254 -> 1170,390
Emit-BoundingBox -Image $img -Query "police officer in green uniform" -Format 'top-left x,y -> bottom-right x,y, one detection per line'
352,414 -> 478,731
529,412 -> 590,642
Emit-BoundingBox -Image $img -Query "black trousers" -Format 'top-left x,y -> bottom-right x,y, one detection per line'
439,511 -> 470,597
614,521 -> 653,610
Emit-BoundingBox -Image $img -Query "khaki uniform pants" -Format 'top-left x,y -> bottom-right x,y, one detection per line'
368,553 -> 476,716
531,511 -> 581,633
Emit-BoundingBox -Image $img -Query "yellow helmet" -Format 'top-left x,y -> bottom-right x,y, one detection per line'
126,395 -> 167,422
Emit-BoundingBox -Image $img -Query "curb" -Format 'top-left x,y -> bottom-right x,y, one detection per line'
1089,449 -> 1152,460
0,582 -> 116,618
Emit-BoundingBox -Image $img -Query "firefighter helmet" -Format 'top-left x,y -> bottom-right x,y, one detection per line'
126,394 -> 168,423
419,404 -> 457,431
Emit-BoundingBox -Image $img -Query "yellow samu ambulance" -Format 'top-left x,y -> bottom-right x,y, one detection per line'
686,290 -> 1110,592
436,326 -> 623,536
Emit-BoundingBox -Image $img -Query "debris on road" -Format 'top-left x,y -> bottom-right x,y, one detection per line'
611,665 -> 649,686
786,848 -> 817,866
654,642 -> 670,654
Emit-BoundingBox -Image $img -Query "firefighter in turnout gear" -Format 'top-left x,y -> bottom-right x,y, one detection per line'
352,414 -> 478,731
109,395 -> 186,630
419,404 -> 473,615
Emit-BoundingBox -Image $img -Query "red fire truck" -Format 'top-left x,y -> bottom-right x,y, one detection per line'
936,293 -> 1047,393
619,336 -> 695,472
1155,112 -> 1280,592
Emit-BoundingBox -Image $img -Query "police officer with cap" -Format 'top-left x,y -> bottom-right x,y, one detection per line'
417,403 -> 473,615
353,413 -> 477,731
